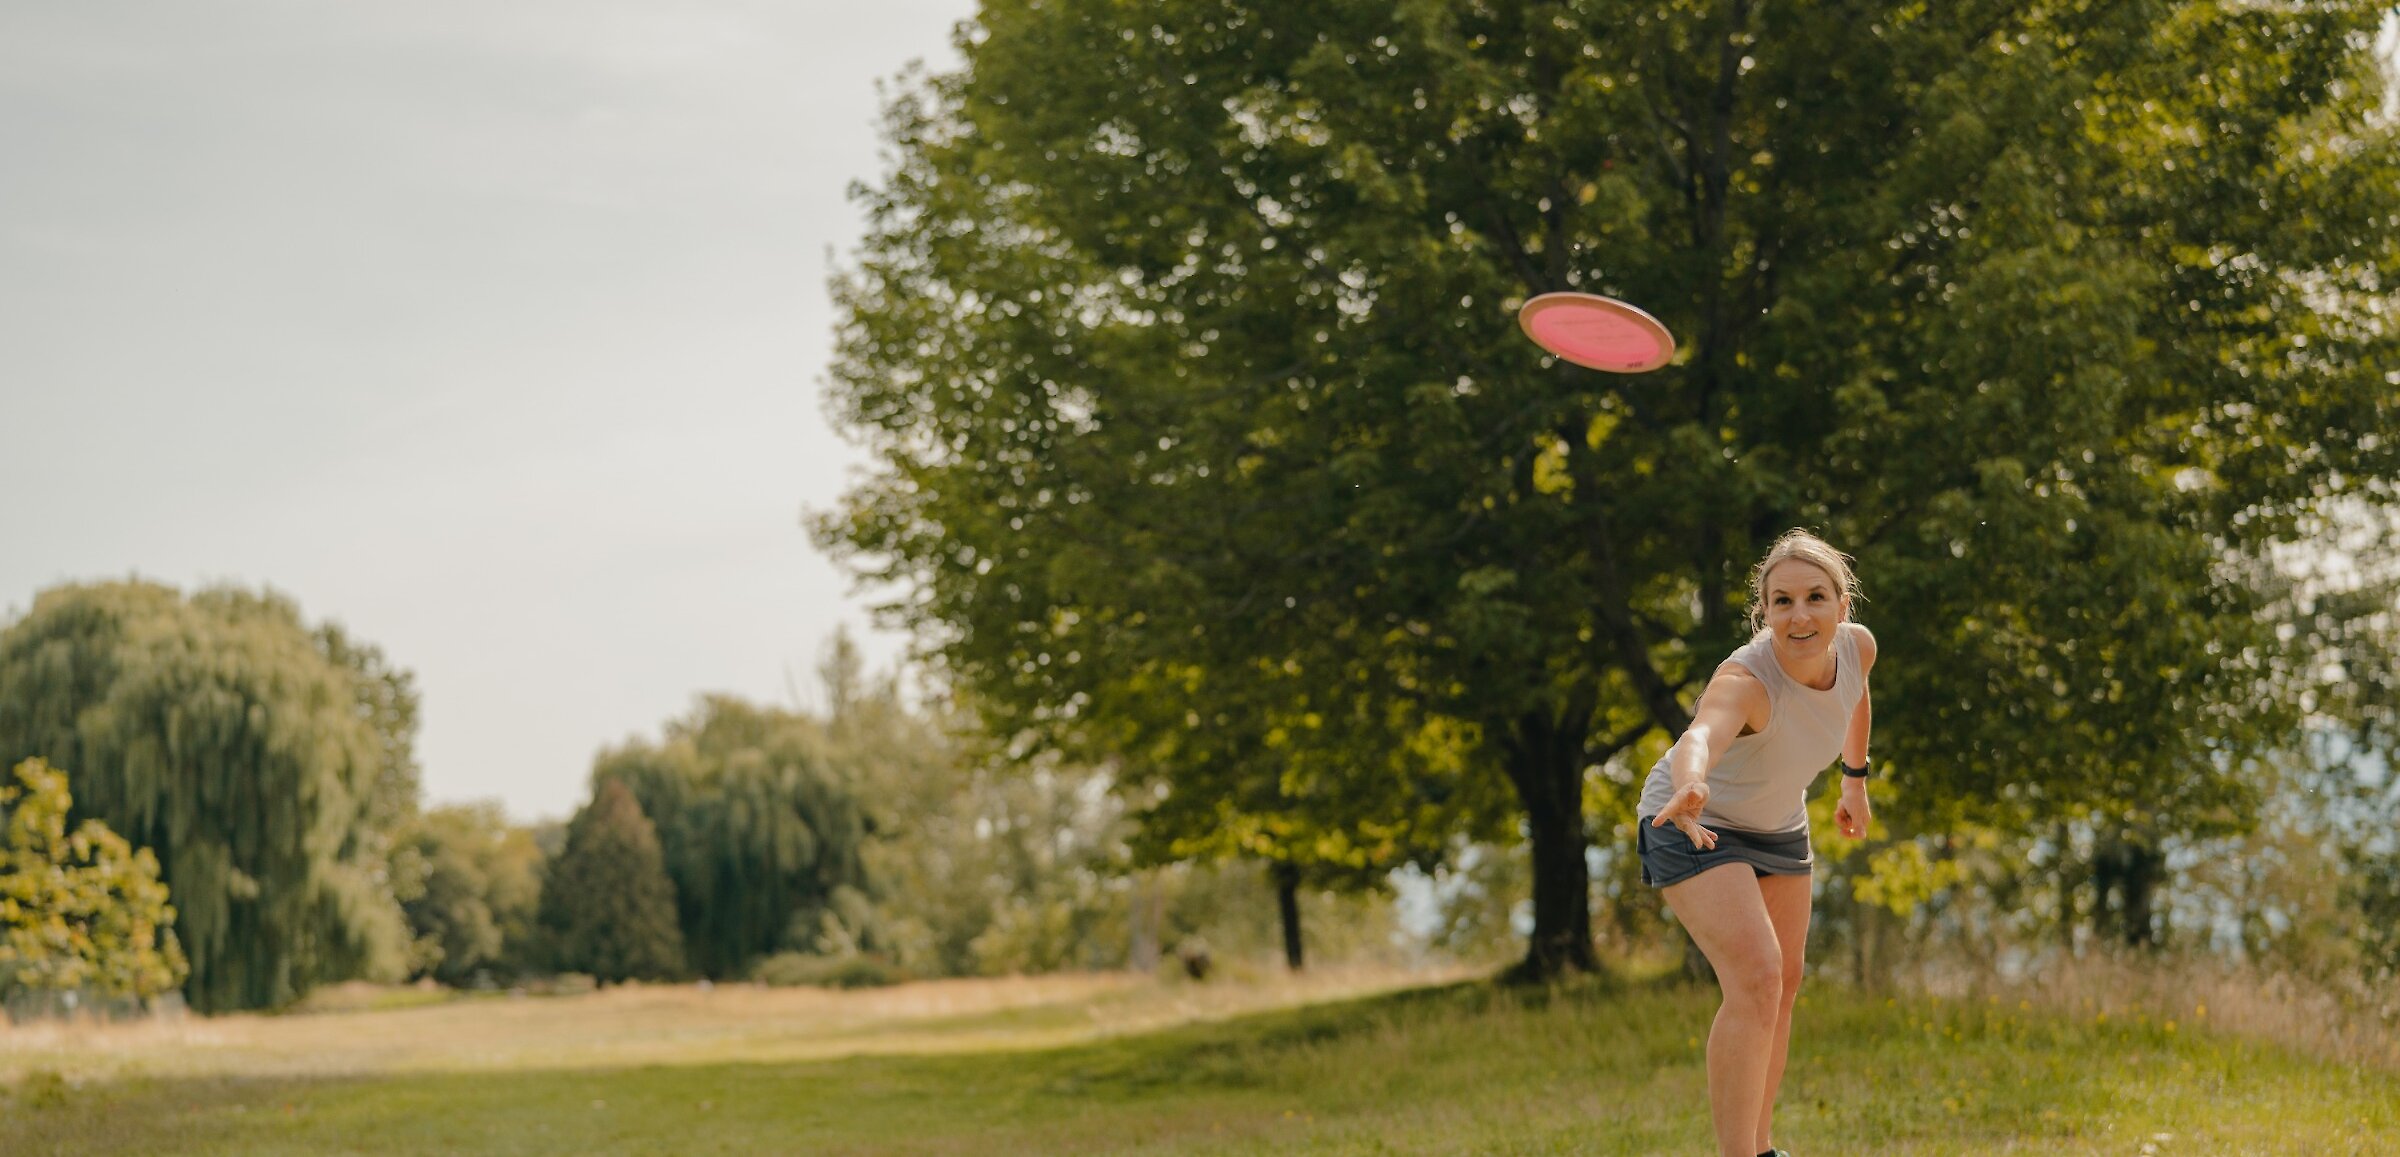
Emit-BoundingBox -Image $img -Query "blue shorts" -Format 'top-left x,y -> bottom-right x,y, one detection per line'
1637,817 -> 1813,888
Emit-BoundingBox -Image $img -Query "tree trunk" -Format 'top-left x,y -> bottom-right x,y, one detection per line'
1127,870 -> 1160,972
2093,830 -> 2164,949
1520,778 -> 1597,979
2057,823 -> 2079,955
1272,861 -> 1304,972
1503,709 -> 1598,982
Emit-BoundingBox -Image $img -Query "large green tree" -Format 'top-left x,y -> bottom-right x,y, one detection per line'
538,779 -> 685,984
0,582 -> 414,1009
595,696 -> 878,979
821,0 -> 2400,976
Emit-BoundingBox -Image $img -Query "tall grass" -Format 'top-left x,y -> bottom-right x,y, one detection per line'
1903,949 -> 2400,1073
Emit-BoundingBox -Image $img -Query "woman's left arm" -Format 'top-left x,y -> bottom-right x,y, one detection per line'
1834,625 -> 1877,839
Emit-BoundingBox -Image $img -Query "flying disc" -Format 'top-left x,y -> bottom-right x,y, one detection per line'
1517,292 -> 1676,373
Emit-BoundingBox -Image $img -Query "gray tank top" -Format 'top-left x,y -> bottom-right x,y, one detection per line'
1638,622 -> 1865,833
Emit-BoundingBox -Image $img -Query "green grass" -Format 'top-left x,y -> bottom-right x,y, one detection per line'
2,971 -> 2393,1155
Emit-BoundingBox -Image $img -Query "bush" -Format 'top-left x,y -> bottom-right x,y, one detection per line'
749,952 -> 904,989
0,758 -> 188,1016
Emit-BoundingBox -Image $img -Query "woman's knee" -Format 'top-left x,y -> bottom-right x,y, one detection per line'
1717,944 -> 1784,1010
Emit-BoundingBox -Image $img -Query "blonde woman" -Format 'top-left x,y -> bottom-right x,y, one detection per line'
1638,530 -> 1876,1157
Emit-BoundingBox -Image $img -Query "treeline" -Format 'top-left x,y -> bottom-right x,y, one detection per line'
528,637 -> 1412,987
0,581 -> 1410,1014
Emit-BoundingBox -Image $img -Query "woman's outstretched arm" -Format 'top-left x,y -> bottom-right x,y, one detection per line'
1652,664 -> 1769,850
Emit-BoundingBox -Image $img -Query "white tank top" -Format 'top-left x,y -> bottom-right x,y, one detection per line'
1638,622 -> 1865,833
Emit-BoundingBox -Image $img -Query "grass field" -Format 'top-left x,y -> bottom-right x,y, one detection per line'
1,962 -> 2392,1155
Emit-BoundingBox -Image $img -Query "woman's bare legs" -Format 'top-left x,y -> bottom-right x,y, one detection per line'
1662,864 -> 1785,1157
1752,872 -> 1813,1154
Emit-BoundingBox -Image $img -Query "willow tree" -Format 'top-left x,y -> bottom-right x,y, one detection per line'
594,696 -> 877,979
821,0 -> 2400,975
0,582 -> 412,1010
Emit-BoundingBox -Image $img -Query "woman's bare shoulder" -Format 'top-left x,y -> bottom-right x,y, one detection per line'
1703,658 -> 1770,717
1845,622 -> 1879,673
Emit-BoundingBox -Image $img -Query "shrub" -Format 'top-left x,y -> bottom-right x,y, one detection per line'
0,758 -> 187,1017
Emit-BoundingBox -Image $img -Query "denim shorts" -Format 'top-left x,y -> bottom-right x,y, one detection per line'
1636,817 -> 1814,888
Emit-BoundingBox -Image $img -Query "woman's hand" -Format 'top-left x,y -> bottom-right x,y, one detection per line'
1651,782 -> 1717,850
1834,778 -> 1871,840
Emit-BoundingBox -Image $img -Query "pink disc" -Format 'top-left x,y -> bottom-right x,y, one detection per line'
1518,293 -> 1676,373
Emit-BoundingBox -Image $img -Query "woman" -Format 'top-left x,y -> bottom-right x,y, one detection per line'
1639,529 -> 1876,1157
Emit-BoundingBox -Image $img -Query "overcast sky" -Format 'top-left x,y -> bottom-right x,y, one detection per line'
1,1 -> 978,821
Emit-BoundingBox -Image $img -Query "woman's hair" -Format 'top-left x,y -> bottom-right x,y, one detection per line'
1746,528 -> 1860,633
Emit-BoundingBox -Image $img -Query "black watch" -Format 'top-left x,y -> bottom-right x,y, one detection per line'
1841,759 -> 1871,779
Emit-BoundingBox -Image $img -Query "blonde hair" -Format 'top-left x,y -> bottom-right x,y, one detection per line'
1746,529 -> 1860,633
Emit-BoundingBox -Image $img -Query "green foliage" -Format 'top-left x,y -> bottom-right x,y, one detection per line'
1108,667 -> 1512,919
2345,838 -> 2400,997
312,623 -> 424,864
825,683 -> 1021,977
537,780 -> 685,984
870,739 -> 1404,978
1408,843 -> 1533,965
819,0 -> 2400,973
392,803 -> 546,986
2325,735 -> 2400,999
0,758 -> 187,1004
0,581 -> 414,1011
851,687 -> 1145,976
593,695 -> 877,979
825,639 -> 1400,977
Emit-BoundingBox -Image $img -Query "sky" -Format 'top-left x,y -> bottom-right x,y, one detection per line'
0,1 -> 979,821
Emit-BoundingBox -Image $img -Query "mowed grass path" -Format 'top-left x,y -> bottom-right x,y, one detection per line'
2,965 -> 2393,1155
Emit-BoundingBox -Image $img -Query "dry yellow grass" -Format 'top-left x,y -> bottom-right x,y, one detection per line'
1911,951 -> 2400,1073
0,961 -> 1476,1086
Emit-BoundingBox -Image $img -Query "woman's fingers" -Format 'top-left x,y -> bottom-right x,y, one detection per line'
1650,785 -> 1713,846
1675,815 -> 1717,850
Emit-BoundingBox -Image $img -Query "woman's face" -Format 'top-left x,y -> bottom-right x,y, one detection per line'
1761,559 -> 1846,664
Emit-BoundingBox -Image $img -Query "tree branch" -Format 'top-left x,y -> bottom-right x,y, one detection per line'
1583,718 -> 1654,768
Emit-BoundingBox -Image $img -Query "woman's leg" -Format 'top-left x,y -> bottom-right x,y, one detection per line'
1752,871 -> 1813,1155
1662,863 -> 1785,1157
